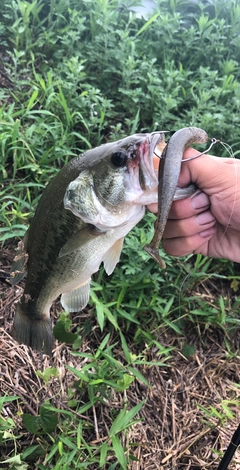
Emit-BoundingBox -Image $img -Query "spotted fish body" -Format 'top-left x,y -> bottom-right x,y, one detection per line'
11,128 -> 206,354
11,132 -> 165,354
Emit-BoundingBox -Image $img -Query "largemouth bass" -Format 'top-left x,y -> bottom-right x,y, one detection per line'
10,133 -> 164,354
10,130 -> 199,354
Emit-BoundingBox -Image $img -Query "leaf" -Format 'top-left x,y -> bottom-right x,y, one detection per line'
221,402 -> 234,419
231,279 -> 239,292
128,366 -> 150,386
0,395 -> 20,413
103,307 -> 119,330
129,108 -> 140,134
95,333 -> 110,358
67,398 -> 78,408
182,343 -> 195,358
40,406 -> 58,433
22,414 -> 41,434
53,320 -> 78,344
120,332 -> 131,364
36,367 -> 58,383
21,444 -> 43,459
57,85 -> 71,125
136,13 -> 159,36
111,435 -> 127,468
27,89 -> 39,111
66,365 -> 90,383
116,374 -> 135,392
109,401 -> 145,437
96,302 -> 105,331
0,454 -> 23,465
60,436 -> 77,450
89,379 -> 104,385
77,420 -> 82,449
117,308 -> 140,324
100,441 -> 108,467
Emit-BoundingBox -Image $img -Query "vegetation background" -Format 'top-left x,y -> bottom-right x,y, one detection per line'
0,0 -> 240,468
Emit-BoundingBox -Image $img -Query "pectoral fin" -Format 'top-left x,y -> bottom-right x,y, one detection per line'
103,237 -> 124,275
59,226 -> 106,258
61,279 -> 91,312
10,232 -> 29,285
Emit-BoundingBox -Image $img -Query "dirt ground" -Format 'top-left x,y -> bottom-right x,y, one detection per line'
0,242 -> 240,469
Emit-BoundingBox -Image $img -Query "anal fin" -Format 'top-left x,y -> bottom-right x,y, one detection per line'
60,279 -> 91,312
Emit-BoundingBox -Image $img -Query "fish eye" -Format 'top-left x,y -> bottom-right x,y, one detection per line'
111,150 -> 128,167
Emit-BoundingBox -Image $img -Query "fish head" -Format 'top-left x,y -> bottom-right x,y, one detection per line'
64,132 -> 165,229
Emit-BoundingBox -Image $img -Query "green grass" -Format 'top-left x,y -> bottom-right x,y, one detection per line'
1,0 -> 240,468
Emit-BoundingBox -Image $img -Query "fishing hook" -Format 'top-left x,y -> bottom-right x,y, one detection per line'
153,138 -> 221,161
182,138 -> 221,161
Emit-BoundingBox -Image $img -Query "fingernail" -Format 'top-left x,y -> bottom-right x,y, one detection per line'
195,211 -> 216,226
191,191 -> 210,210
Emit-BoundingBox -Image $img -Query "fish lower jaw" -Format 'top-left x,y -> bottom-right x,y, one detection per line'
135,190 -> 158,206
174,184 -> 197,200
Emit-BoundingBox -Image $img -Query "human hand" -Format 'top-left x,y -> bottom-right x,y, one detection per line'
148,148 -> 240,263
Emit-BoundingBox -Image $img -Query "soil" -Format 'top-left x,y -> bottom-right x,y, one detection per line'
0,241 -> 240,469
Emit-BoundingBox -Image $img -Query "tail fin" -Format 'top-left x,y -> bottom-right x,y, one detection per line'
12,303 -> 53,355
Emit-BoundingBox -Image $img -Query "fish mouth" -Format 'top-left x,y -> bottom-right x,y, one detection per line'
138,131 -> 165,191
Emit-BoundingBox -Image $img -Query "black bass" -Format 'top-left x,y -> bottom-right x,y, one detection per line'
11,132 -> 166,354
10,130 -> 200,354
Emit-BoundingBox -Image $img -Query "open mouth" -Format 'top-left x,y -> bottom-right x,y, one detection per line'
151,132 -> 166,156
139,132 -> 166,190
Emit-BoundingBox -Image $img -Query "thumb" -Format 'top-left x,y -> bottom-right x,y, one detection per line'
178,148 -> 237,197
